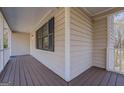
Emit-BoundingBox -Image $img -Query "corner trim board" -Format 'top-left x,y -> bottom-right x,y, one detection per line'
65,7 -> 71,82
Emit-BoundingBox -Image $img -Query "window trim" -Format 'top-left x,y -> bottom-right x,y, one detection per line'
36,17 -> 54,52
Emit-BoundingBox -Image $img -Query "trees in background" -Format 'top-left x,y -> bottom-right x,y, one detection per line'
114,12 -> 124,71
3,29 -> 8,48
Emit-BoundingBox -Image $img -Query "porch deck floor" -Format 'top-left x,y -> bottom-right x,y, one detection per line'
0,55 -> 124,86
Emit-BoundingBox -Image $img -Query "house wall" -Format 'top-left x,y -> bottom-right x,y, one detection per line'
0,11 -> 11,72
30,8 -> 65,79
92,8 -> 124,69
93,18 -> 107,68
29,7 -> 122,81
70,8 -> 93,80
11,32 -> 30,56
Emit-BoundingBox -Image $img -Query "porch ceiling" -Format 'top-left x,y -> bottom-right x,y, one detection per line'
2,7 -> 56,33
82,7 -> 113,16
2,7 -> 113,33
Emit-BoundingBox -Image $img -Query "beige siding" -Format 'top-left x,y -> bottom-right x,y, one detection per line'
70,8 -> 93,80
93,18 -> 107,68
11,32 -> 30,56
30,8 -> 65,79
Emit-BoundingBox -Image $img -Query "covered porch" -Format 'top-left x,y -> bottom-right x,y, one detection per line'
1,7 -> 124,86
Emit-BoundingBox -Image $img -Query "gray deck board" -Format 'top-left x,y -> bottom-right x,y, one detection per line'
1,55 -> 124,86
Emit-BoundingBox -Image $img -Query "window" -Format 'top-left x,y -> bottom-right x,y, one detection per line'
3,29 -> 8,48
36,17 -> 54,51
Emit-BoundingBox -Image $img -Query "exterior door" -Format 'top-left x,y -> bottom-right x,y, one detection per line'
0,12 -> 4,72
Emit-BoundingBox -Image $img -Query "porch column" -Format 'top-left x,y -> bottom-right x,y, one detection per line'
0,12 -> 4,72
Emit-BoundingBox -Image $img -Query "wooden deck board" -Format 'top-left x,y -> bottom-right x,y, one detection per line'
14,57 -> 20,85
90,69 -> 107,86
2,62 -> 13,83
0,62 -> 10,82
29,57 -> 58,85
8,60 -> 16,84
99,71 -> 112,86
116,74 -> 124,86
21,57 -> 34,86
107,72 -> 117,86
26,56 -> 48,86
1,55 -> 124,86
30,56 -> 66,85
83,68 -> 102,86
70,67 -> 97,86
24,57 -> 41,86
19,57 -> 27,86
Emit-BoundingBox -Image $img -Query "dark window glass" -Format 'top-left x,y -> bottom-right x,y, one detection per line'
42,23 -> 48,36
3,30 -> 8,48
49,35 -> 53,50
37,29 -> 42,38
36,17 -> 54,51
49,17 -> 54,34
38,38 -> 42,49
42,36 -> 49,49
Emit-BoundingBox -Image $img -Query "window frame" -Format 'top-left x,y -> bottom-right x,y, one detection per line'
3,28 -> 9,49
36,17 -> 54,52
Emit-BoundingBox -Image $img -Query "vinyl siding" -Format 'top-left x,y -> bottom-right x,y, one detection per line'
11,32 -> 30,56
93,18 -> 107,68
70,8 -> 93,80
30,8 -> 65,79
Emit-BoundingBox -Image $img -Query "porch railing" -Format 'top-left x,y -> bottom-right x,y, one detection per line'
114,48 -> 124,73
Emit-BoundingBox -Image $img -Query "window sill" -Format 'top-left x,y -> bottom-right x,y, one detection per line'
36,48 -> 54,52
